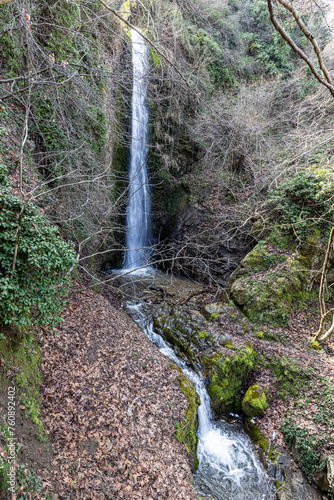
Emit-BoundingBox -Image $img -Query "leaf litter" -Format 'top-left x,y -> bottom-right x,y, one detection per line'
39,287 -> 197,499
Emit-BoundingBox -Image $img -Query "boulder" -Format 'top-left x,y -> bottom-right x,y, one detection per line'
202,344 -> 257,415
229,240 -> 309,324
242,385 -> 269,417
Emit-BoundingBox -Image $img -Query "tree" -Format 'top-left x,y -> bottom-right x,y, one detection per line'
267,0 -> 334,96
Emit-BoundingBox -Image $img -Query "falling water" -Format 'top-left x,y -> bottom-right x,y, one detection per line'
124,28 -> 152,271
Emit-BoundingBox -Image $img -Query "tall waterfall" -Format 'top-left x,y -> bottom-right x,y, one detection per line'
124,29 -> 152,270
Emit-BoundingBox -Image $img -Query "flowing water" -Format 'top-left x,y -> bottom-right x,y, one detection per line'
123,30 -> 276,500
124,28 -> 152,270
128,303 -> 275,500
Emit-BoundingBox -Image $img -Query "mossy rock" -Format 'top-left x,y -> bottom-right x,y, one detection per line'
242,385 -> 269,417
201,301 -> 228,321
153,305 -> 215,365
203,344 -> 257,416
175,374 -> 200,470
230,244 -> 309,324
0,329 -> 46,440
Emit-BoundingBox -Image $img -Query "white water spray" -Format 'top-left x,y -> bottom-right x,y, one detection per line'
124,29 -> 152,270
128,303 -> 275,500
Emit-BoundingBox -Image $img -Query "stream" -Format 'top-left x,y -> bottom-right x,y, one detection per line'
120,28 -> 276,499
126,298 -> 275,500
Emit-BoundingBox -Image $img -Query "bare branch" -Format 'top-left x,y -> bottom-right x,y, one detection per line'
267,0 -> 334,96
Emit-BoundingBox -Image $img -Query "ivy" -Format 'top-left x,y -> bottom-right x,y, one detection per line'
0,186 -> 77,328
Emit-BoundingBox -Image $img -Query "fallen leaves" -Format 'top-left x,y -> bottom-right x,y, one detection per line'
40,287 -> 197,499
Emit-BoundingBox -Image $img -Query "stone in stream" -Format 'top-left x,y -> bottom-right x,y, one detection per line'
242,384 -> 269,417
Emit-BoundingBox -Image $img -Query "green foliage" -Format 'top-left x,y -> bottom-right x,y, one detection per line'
281,417 -> 322,479
0,424 -> 11,493
241,0 -> 298,77
0,187 -> 76,328
268,169 -> 334,243
244,31 -> 294,77
17,464 -> 43,498
191,28 -> 236,88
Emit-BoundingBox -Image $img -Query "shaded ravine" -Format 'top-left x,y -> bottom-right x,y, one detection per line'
127,302 -> 276,500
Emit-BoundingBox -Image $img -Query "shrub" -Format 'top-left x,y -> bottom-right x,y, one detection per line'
0,185 -> 77,328
268,169 -> 334,243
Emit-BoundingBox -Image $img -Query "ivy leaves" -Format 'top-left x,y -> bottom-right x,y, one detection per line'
0,187 -> 77,328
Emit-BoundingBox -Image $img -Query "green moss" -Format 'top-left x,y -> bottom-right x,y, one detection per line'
203,345 -> 257,416
0,330 -> 46,440
242,385 -> 269,417
221,340 -> 236,349
198,331 -> 208,339
246,418 -> 270,452
262,355 -> 311,400
231,248 -> 310,325
309,341 -> 321,351
175,374 -> 200,470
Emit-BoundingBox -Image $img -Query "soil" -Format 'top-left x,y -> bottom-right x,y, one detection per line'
38,284 -> 198,500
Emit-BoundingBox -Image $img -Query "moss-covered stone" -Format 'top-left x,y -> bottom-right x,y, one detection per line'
203,344 -> 257,416
230,242 -> 309,324
175,374 -> 200,470
242,385 -> 269,417
202,301 -> 228,321
0,330 -> 46,440
246,418 -> 271,454
153,305 -> 216,365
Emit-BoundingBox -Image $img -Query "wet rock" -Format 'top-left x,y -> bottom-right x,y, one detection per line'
242,385 -> 269,417
152,305 -> 216,366
248,429 -> 324,500
203,345 -> 257,415
202,301 -> 228,321
277,467 -> 324,500
173,372 -> 200,470
315,455 -> 334,493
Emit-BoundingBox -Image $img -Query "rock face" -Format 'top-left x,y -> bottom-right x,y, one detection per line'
153,305 -> 222,366
273,448 -> 324,500
247,421 -> 324,500
152,303 -> 258,415
202,345 -> 257,415
315,455 -> 334,494
173,370 -> 201,470
242,385 -> 269,417
229,240 -> 309,324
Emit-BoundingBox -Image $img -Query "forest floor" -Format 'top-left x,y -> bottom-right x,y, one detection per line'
38,283 -> 198,500
0,281 -> 200,500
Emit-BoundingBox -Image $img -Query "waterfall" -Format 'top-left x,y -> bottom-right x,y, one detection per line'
124,28 -> 152,271
123,27 -> 275,500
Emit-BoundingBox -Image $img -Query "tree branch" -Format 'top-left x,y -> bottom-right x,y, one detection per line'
267,0 -> 334,97
97,0 -> 213,112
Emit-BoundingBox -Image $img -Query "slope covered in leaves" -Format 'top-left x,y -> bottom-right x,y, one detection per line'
40,287 -> 197,499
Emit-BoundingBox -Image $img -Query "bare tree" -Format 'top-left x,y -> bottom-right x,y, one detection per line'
267,0 -> 334,96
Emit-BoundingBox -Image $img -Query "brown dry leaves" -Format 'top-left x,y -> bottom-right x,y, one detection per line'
39,288 -> 197,499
